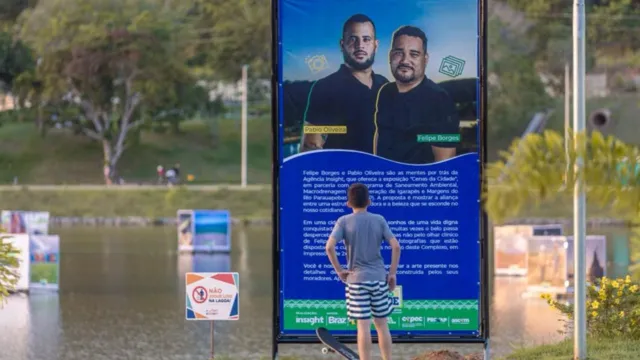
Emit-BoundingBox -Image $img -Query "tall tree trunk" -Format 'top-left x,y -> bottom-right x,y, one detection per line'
102,139 -> 113,185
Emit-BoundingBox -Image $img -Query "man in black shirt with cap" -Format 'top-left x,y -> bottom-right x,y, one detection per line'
300,14 -> 388,153
373,25 -> 460,164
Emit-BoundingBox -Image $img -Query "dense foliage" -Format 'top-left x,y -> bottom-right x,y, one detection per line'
0,233 -> 19,302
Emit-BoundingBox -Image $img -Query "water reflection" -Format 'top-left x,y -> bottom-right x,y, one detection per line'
491,277 -> 563,352
0,225 -> 631,359
0,294 -> 29,359
29,294 -> 61,358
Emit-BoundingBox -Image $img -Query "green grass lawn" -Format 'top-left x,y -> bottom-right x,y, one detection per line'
0,186 -> 629,221
0,187 -> 272,218
502,338 -> 640,360
0,116 -> 272,185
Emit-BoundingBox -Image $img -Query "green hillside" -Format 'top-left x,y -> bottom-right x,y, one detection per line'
547,94 -> 640,145
0,93 -> 637,186
0,117 -> 272,185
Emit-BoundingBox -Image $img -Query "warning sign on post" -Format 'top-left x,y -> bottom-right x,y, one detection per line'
185,272 -> 240,321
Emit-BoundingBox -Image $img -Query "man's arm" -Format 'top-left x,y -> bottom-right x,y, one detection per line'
388,236 -> 401,274
325,235 -> 344,274
381,218 -> 401,290
326,218 -> 349,281
432,146 -> 456,161
299,81 -> 332,152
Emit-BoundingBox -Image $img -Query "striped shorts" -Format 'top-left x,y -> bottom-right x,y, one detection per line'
345,281 -> 394,320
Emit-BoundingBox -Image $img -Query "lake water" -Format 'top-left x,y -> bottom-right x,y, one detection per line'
0,225 -> 632,359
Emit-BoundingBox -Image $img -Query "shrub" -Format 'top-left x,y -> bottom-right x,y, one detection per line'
541,276 -> 640,339
0,233 -> 20,302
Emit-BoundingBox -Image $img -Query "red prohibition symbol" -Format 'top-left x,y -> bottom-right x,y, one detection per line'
192,286 -> 208,304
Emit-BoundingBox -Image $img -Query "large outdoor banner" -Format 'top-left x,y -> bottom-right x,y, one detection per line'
274,0 -> 485,340
29,235 -> 60,291
525,235 -> 607,295
1,211 -> 49,235
494,224 -> 564,276
177,210 -> 231,253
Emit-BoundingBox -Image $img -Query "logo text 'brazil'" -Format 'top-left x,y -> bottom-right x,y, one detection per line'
439,55 -> 465,78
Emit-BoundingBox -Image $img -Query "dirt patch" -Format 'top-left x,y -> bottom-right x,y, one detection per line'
412,350 -> 483,360
463,353 -> 484,360
412,350 -> 465,360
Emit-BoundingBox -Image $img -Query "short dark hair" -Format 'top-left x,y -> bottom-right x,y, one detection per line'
392,25 -> 428,53
347,183 -> 369,208
342,14 -> 376,38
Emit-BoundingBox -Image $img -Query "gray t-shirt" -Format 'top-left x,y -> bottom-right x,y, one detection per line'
330,211 -> 395,283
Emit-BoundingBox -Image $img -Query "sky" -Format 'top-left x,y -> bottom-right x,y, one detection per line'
279,0 -> 479,83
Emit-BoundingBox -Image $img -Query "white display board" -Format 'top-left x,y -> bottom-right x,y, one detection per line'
29,235 -> 60,291
494,224 -> 564,276
1,211 -> 50,235
525,235 -> 607,295
565,235 -> 607,294
177,210 -> 232,253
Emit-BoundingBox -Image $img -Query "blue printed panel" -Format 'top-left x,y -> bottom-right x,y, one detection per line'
278,150 -> 480,336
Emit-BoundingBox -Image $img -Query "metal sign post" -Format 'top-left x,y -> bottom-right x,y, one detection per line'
184,272 -> 240,360
241,64 -> 249,188
210,320 -> 215,360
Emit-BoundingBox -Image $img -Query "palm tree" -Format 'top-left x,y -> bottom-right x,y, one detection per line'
483,129 -> 640,276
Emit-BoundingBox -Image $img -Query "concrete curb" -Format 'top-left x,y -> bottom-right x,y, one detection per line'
48,216 -> 632,228
502,217 -> 633,227
50,216 -> 273,227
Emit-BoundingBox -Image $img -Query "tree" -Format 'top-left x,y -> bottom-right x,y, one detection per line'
484,129 -> 640,276
15,0 -> 198,183
589,0 -> 640,68
502,0 -> 640,92
0,233 -> 19,302
502,0 -> 573,88
0,30 -> 35,102
139,76 -> 209,135
190,0 -> 270,80
0,0 -> 38,27
487,16 -> 553,156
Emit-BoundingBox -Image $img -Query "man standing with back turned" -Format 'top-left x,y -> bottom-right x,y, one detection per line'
300,14 -> 388,153
325,183 -> 401,360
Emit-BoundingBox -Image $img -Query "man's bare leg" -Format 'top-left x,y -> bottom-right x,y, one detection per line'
373,317 -> 392,360
356,319 -> 372,360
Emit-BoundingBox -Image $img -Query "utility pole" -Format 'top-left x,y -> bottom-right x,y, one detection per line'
241,65 -> 248,188
572,0 -> 587,359
565,62 -> 571,157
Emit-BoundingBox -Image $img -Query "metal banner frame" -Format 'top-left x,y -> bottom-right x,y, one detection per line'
271,0 -> 489,357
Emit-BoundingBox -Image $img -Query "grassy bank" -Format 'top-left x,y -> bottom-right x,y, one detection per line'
0,117 -> 272,185
502,338 -> 640,360
0,187 -> 272,219
1,94 -> 638,185
0,187 -> 629,221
